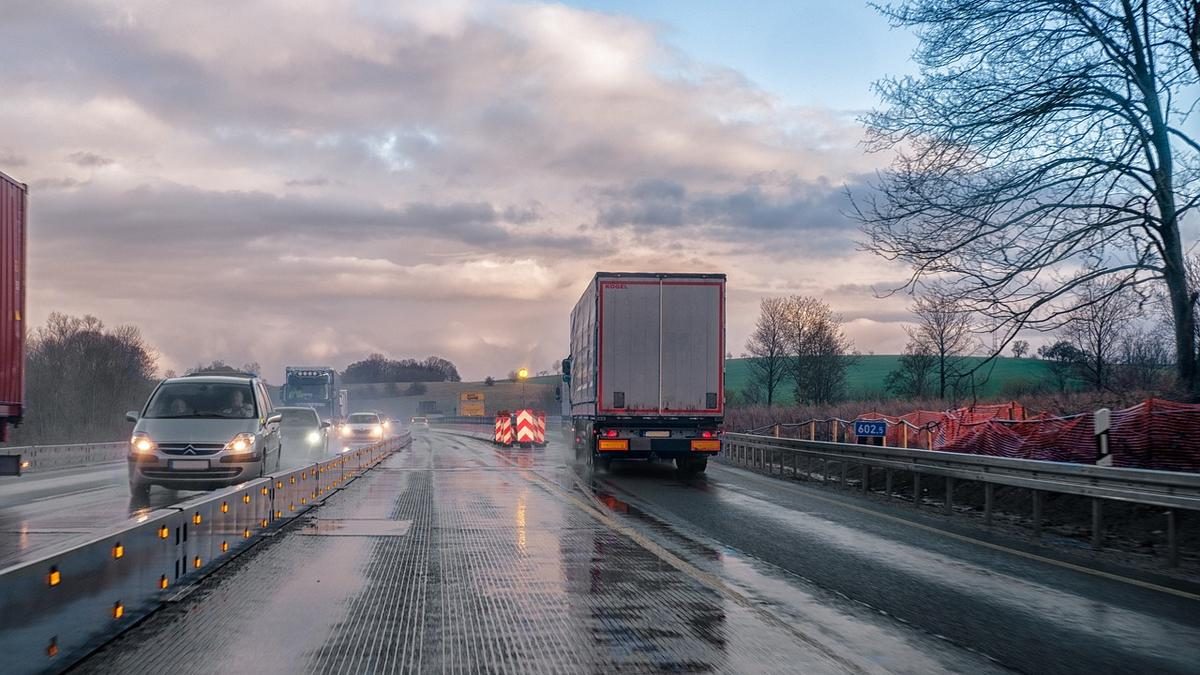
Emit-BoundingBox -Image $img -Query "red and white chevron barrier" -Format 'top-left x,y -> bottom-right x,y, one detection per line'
515,409 -> 537,445
493,412 -> 513,446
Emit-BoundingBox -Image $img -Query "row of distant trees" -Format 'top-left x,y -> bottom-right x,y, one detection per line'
339,353 -> 461,384
741,276 -> 1177,407
4,314 -> 467,445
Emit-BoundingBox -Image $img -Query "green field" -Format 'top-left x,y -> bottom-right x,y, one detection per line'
725,355 -> 1055,403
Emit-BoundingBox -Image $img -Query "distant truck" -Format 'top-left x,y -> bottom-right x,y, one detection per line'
565,272 -> 725,474
282,367 -> 337,421
0,172 -> 26,442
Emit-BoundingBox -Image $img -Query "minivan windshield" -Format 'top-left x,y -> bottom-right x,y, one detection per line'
144,381 -> 258,419
280,408 -> 319,427
348,413 -> 378,424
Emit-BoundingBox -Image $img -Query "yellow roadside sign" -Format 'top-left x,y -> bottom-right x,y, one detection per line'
460,391 -> 485,402
461,401 -> 486,416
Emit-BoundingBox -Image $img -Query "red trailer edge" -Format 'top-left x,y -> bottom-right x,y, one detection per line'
0,171 -> 26,442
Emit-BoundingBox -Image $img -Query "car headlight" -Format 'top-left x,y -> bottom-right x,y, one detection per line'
306,430 -> 321,445
130,432 -> 156,454
371,425 -> 383,438
340,426 -> 351,438
225,432 -> 256,454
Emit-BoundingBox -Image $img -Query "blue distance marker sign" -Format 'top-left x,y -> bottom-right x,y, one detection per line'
853,420 -> 888,438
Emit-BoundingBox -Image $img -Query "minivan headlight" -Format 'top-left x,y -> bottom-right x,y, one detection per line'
340,426 -> 351,438
306,430 -> 321,445
225,433 -> 256,454
371,425 -> 383,438
131,432 -> 156,454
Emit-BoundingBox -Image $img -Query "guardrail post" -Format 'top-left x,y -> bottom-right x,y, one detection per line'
944,477 -> 954,514
1091,499 -> 1103,549
810,420 -> 815,441
902,425 -> 908,449
984,483 -> 994,527
912,473 -> 922,508
1166,510 -> 1178,568
1032,490 -> 1042,539
773,424 -> 780,438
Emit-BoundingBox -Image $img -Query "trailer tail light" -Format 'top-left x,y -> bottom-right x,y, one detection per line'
700,430 -> 716,439
690,440 -> 720,452
602,429 -> 619,438
598,439 -> 629,451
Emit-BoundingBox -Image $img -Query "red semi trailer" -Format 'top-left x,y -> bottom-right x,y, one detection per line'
0,171 -> 26,442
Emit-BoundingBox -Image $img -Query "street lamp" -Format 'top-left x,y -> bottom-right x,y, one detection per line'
517,368 -> 529,408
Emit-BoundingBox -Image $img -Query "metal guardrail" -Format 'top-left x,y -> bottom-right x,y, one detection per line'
0,430 -> 411,674
722,432 -> 1200,566
0,442 -> 127,475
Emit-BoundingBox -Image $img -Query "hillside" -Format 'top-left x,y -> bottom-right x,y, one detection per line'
725,355 -> 1055,403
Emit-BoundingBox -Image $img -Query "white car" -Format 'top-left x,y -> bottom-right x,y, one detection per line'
338,411 -> 386,451
126,374 -> 283,499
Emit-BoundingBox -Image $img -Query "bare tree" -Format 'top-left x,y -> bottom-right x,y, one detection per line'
908,293 -> 974,399
1061,279 -> 1140,390
11,313 -> 157,445
856,1 -> 1200,392
885,340 -> 937,398
783,296 -> 854,404
1116,327 -> 1173,389
1011,340 -> 1030,359
745,297 -> 790,406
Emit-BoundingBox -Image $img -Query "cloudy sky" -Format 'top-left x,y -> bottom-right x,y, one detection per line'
2,0 -> 921,380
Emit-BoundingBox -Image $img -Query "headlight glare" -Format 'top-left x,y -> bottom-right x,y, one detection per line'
306,430 -> 321,445
225,433 -> 256,454
131,433 -> 156,453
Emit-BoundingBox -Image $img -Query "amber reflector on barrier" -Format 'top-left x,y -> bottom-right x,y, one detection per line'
158,526 -> 169,539
113,602 -> 124,619
261,518 -> 269,527
243,528 -> 251,538
193,556 -> 202,569
159,575 -> 169,589
46,640 -> 58,658
48,566 -> 61,587
192,513 -> 202,525
262,487 -> 269,495
243,494 -> 251,504
113,542 -> 124,559
221,502 -> 229,513
221,541 -> 229,553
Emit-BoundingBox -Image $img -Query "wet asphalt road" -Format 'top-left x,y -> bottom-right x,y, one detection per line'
0,439 -> 341,567
70,430 -> 1200,674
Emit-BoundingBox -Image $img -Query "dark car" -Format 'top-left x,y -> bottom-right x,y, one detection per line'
277,406 -> 331,458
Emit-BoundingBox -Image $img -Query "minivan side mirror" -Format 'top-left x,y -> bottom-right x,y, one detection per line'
320,421 -> 331,429
125,411 -> 140,423
266,413 -> 283,425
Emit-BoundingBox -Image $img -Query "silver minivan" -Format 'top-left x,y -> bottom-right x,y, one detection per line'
126,374 -> 283,499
